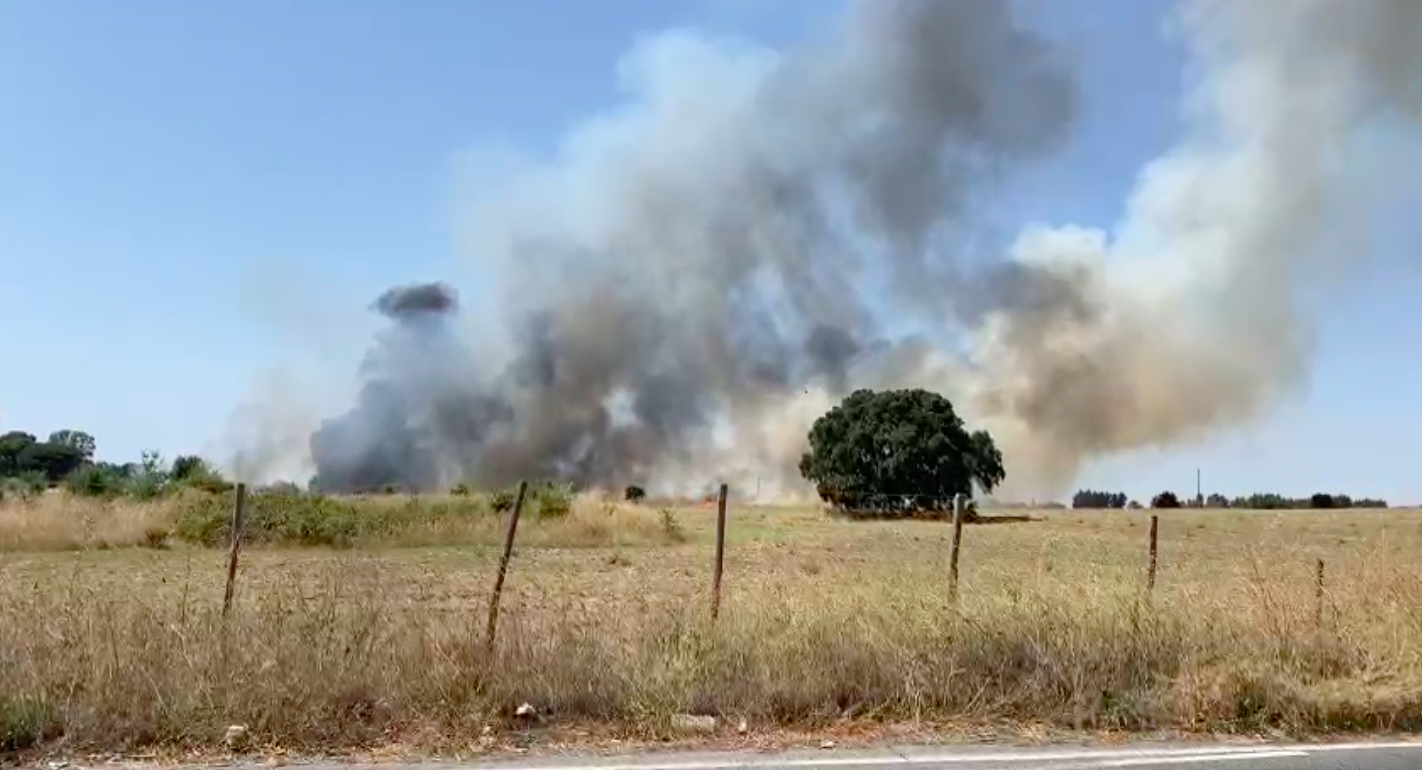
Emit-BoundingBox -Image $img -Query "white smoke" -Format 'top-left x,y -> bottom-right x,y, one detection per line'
962,0 -> 1422,493
226,0 -> 1422,498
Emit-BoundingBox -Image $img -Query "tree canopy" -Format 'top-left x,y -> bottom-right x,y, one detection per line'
0,425 -> 232,499
1151,491 -> 1182,509
47,430 -> 96,461
799,388 -> 1003,516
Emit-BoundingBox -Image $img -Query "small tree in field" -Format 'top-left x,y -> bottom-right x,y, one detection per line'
799,388 -> 1003,518
624,485 -> 647,503
1151,491 -> 1181,509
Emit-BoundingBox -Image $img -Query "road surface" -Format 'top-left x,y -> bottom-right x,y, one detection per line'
281,741 -> 1422,770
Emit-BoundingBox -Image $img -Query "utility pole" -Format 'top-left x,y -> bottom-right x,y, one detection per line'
1196,467 -> 1203,508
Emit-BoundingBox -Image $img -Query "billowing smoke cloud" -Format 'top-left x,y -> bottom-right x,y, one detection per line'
299,0 -> 1422,496
969,0 -> 1422,490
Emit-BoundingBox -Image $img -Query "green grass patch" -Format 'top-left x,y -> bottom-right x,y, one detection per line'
174,491 -> 496,548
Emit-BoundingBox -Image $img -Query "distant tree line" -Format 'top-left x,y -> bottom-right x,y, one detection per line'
1071,489 -> 1130,509
0,427 -> 230,501
1072,487 -> 1387,510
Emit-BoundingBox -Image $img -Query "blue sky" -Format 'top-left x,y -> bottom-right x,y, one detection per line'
2,0 -> 1420,503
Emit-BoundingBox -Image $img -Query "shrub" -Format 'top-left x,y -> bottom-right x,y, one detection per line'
280,496 -> 359,547
487,481 -> 575,517
125,450 -> 171,500
659,507 -> 684,542
63,464 -> 126,498
174,490 -> 362,548
530,481 -> 574,517
184,474 -> 234,494
0,695 -> 52,752
624,485 -> 647,503
0,472 -> 46,502
169,455 -> 208,482
173,494 -> 231,546
169,456 -> 234,495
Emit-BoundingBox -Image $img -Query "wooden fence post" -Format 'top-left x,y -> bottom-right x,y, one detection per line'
1315,558 -> 1325,629
711,483 -> 728,620
948,493 -> 966,603
222,483 -> 248,618
485,480 -> 528,652
1147,514 -> 1159,596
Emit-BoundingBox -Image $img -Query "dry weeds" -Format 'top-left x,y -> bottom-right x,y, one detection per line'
0,492 -> 670,552
0,492 -> 174,552
2,502 -> 1421,754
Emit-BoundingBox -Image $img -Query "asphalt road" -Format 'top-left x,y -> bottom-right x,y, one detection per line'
285,742 -> 1422,770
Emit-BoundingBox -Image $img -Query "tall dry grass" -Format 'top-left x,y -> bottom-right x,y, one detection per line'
0,493 -> 174,552
0,491 -> 671,552
3,505 -> 1421,752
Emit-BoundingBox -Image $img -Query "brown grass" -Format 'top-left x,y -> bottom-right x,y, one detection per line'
0,492 -> 670,552
0,492 -> 174,552
2,503 -> 1422,754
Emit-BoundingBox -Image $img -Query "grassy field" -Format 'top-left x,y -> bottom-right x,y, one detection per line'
2,492 -> 1422,755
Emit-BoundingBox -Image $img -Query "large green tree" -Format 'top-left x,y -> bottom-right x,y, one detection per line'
0,431 -> 37,476
799,388 -> 1004,515
47,429 -> 96,461
16,441 -> 86,483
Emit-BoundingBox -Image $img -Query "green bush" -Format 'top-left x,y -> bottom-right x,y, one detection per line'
485,481 -> 573,516
169,455 -> 234,495
659,508 -> 684,542
182,474 -> 234,494
0,695 -> 53,751
63,464 -> 126,498
529,481 -> 574,517
0,472 -> 46,502
175,490 -> 362,548
172,494 -> 230,546
125,450 -> 171,500
280,496 -> 359,547
172,489 -> 493,548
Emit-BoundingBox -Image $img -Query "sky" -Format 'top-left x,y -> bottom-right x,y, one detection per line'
2,0 -> 1420,503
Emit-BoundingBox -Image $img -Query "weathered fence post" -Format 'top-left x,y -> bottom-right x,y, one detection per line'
711,483 -> 729,620
1147,514 -> 1159,596
222,483 -> 248,618
485,480 -> 528,652
948,493 -> 966,603
1315,558 -> 1325,629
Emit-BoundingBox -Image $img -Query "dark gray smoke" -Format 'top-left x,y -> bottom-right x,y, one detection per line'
307,0 -> 1079,494
310,283 -> 496,492
296,0 -> 1422,497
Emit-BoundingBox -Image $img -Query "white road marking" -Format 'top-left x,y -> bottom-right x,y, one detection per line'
1094,751 -> 1308,767
488,742 -> 1421,770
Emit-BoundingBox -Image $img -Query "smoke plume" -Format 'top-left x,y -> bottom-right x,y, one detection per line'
298,0 -> 1422,496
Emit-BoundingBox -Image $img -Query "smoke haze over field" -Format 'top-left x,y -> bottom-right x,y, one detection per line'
286,0 -> 1422,496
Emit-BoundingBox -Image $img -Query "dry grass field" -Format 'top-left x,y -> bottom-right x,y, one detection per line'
2,493 -> 1422,755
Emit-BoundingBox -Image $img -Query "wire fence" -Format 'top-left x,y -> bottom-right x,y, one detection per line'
214,482 -> 1337,645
